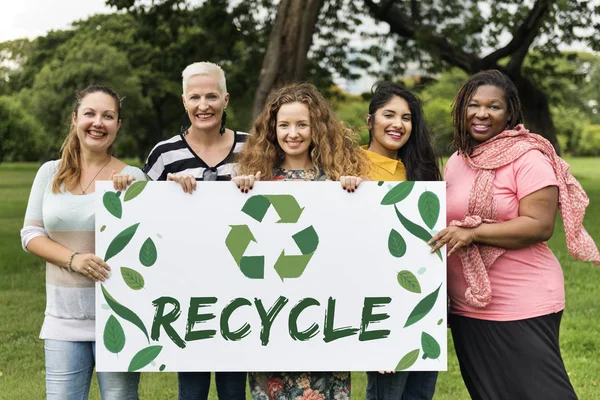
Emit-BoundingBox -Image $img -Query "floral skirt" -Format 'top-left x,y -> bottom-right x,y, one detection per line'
249,371 -> 350,400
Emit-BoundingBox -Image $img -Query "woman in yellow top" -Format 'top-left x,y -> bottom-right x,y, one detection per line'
345,82 -> 442,399
362,82 -> 441,183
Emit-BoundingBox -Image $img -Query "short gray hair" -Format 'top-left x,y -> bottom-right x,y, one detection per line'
182,62 -> 227,95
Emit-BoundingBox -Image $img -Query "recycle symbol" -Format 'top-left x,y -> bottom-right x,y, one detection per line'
225,194 -> 319,280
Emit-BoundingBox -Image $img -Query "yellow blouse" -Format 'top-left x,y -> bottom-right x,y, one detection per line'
361,146 -> 407,181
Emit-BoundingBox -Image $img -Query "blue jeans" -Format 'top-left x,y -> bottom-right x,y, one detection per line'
45,339 -> 140,400
178,372 -> 247,400
365,371 -> 438,400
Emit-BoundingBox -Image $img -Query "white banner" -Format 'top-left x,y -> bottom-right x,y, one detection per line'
95,180 -> 447,372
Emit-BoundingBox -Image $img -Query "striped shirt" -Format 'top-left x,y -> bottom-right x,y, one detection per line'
21,160 -> 146,341
143,131 -> 249,181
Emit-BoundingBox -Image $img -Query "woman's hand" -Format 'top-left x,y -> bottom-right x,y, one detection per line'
111,171 -> 136,191
428,226 -> 476,256
70,253 -> 110,282
167,173 -> 197,194
340,176 -> 363,192
232,172 -> 261,193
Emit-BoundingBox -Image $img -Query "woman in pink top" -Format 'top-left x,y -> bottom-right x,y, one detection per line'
429,70 -> 599,400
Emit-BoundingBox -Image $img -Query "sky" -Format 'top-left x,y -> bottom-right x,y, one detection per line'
0,0 -> 112,43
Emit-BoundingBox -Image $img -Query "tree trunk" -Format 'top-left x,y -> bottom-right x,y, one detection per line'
509,73 -> 560,151
251,0 -> 325,120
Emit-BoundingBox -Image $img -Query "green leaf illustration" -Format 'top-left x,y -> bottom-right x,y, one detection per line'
103,315 -> 125,354
139,238 -> 157,267
159,364 -> 166,371
103,192 -> 122,219
394,205 -> 442,261
404,283 -> 442,328
388,229 -> 407,258
100,225 -> 106,232
418,191 -> 440,230
121,267 -> 145,290
101,285 -> 149,342
123,181 -> 148,202
104,223 -> 140,262
381,181 -> 415,205
421,332 -> 441,359
128,345 -> 163,372
397,270 -> 421,293
437,318 -> 444,326
417,267 -> 426,275
396,349 -> 420,371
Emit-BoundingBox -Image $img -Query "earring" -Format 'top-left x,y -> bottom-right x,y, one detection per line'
220,111 -> 227,135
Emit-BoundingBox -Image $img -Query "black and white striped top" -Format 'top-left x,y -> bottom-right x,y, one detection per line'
143,131 -> 249,181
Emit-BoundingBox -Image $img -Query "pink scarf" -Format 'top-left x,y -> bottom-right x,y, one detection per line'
452,124 -> 600,308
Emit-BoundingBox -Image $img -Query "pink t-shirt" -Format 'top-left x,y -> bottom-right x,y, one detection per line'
446,150 -> 564,321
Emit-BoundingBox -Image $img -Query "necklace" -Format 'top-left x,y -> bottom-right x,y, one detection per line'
79,157 -> 112,194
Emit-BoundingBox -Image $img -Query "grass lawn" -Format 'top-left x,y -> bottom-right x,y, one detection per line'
0,159 -> 599,399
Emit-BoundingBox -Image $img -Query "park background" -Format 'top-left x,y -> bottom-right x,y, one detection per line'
0,0 -> 599,398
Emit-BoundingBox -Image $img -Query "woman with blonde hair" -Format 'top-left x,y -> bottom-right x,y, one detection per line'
233,82 -> 368,399
131,61 -> 249,196
21,85 -> 144,399
123,61 -> 248,400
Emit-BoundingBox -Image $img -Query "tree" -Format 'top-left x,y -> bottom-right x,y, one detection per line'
251,0 -> 325,118
361,0 -> 600,152
0,96 -> 49,163
20,40 -> 150,159
253,0 -> 599,152
1,0 -> 276,161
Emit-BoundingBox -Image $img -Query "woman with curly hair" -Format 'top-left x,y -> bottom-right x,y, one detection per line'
233,82 -> 368,190
233,82 -> 367,399
429,70 -> 598,399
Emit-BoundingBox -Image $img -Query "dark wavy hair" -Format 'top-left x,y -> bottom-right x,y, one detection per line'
368,82 -> 441,181
451,70 -> 524,155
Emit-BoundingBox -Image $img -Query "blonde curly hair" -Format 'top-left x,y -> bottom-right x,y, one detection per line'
238,83 -> 368,180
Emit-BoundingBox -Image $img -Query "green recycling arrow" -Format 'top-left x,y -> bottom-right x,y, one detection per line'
242,195 -> 305,223
225,225 -> 264,279
226,195 -> 319,280
274,226 -> 319,280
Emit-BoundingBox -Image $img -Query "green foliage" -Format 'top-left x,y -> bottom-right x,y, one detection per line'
360,1 -> 600,78
0,96 -> 49,162
331,94 -> 370,144
418,69 -> 467,155
0,1 -> 279,161
572,124 -> 600,157
552,104 -> 588,154
543,52 -> 600,156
